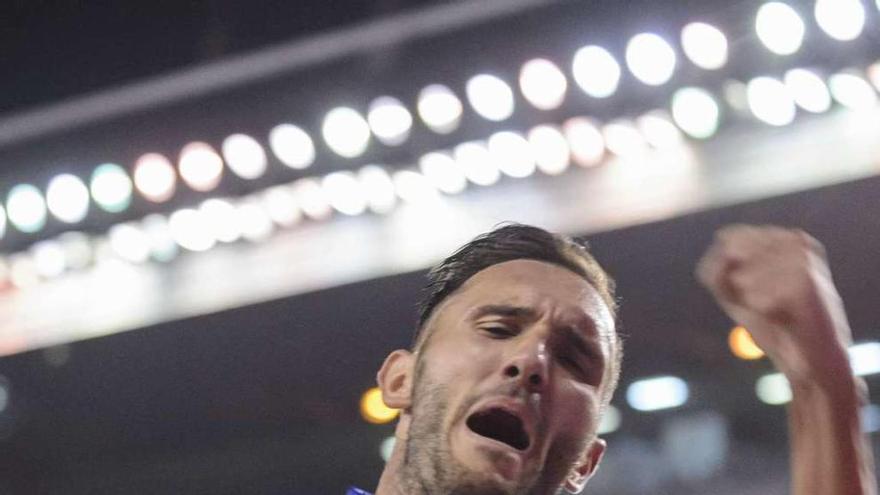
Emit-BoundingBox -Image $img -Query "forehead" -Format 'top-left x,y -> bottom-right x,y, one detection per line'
445,259 -> 614,333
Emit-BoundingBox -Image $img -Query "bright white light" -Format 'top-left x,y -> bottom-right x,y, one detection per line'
466,74 -> 515,122
519,58 -> 568,110
419,152 -> 468,194
417,84 -> 463,134
90,163 -> 133,213
269,123 -> 315,169
169,208 -> 216,252
454,141 -> 500,186
784,69 -> 832,113
572,45 -> 621,98
222,133 -> 267,180
368,96 -> 413,146
597,405 -> 621,435
9,254 -> 39,288
178,142 -> 224,192
869,62 -> 880,92
322,107 -> 371,158
0,204 -> 5,239
849,342 -> 880,376
488,131 -> 536,178
626,33 -> 677,86
528,125 -> 570,175
358,165 -> 397,214
200,198 -> 242,243
140,214 -> 178,262
291,178 -> 333,220
815,0 -> 866,41
829,72 -> 879,109
756,373 -> 791,405
108,223 -> 151,263
134,153 -> 176,202
31,240 -> 66,278
380,436 -> 396,462
626,376 -> 689,412
681,22 -> 728,70
237,199 -> 274,242
603,120 -> 647,157
672,87 -> 721,139
322,171 -> 368,216
46,174 -> 89,224
637,111 -> 684,149
756,2 -> 806,55
6,184 -> 47,233
260,186 -> 302,227
57,231 -> 93,269
563,117 -> 605,166
747,77 -> 796,126
393,170 -> 438,204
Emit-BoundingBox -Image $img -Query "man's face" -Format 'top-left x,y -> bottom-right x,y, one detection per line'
401,259 -> 616,495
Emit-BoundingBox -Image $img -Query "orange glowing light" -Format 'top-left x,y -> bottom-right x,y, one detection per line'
729,325 -> 765,360
360,387 -> 399,424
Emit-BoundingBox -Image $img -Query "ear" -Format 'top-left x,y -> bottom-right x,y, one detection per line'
376,349 -> 416,410
563,438 -> 606,494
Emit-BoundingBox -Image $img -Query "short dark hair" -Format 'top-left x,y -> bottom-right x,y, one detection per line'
414,223 -> 622,408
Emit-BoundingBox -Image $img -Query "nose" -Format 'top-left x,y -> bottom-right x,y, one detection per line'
502,336 -> 549,393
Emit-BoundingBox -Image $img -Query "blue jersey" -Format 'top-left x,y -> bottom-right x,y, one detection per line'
346,488 -> 372,495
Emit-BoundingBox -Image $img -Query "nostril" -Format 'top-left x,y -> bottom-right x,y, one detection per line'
529,374 -> 542,386
504,365 -> 519,378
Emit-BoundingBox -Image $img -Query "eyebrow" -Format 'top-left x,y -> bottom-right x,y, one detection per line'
469,304 -> 539,321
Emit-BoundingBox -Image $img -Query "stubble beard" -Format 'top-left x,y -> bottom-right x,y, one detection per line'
400,359 -> 561,495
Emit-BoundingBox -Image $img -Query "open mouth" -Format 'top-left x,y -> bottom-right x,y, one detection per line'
465,407 -> 530,451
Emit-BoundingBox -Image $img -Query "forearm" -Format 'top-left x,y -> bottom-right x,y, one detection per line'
788,359 -> 877,495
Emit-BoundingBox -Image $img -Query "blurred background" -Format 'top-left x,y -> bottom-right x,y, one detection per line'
0,0 -> 879,493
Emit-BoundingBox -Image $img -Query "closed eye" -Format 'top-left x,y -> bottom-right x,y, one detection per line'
480,325 -> 517,338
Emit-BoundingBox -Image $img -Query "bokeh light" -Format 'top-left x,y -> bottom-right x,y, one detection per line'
829,72 -> 879,109
627,376 -> 689,411
488,131 -> 536,178
291,178 -> 333,220
519,58 -> 568,110
46,174 -> 89,224
393,170 -> 438,204
626,33 -> 677,86
849,342 -> 880,376
237,199 -> 274,243
200,198 -> 242,243
108,223 -> 151,263
269,123 -> 315,169
31,240 -> 66,279
563,117 -> 606,166
815,0 -> 866,41
9,253 -> 40,288
6,184 -> 47,233
784,68 -> 832,113
637,111 -> 684,149
417,84 -> 463,134
671,87 -> 721,139
756,2 -> 806,55
323,171 -> 368,216
454,141 -> 500,186
0,204 -> 6,240
466,74 -> 515,122
134,153 -> 177,203
728,326 -> 765,360
322,107 -> 371,158
260,186 -> 302,227
603,120 -> 648,157
141,214 -> 178,263
360,387 -> 399,424
358,165 -> 397,214
419,152 -> 468,194
178,142 -> 224,192
169,208 -> 216,252
747,77 -> 796,126
90,163 -> 133,213
681,22 -> 728,70
367,96 -> 413,146
222,133 -> 267,180
756,373 -> 791,405
572,45 -> 621,98
57,231 -> 93,269
527,125 -> 570,175
597,405 -> 622,435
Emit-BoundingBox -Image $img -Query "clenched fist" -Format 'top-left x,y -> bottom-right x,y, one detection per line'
696,224 -> 853,387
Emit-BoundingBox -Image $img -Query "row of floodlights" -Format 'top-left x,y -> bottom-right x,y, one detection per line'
2,61 -> 878,243
0,0 -> 877,238
359,339 -> 880,435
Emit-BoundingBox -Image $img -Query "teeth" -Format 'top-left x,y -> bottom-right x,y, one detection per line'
466,407 -> 530,451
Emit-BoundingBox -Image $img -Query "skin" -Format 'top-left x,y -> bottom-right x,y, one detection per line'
375,259 -> 617,495
697,225 -> 877,495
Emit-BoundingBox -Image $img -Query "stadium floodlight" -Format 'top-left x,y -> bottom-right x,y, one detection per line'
681,22 -> 728,70
519,58 -> 568,110
572,45 -> 621,98
466,74 -> 515,122
322,107 -> 371,158
626,33 -> 677,86
756,2 -> 806,55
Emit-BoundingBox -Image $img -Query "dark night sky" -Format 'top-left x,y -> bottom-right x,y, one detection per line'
0,0 -> 449,114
